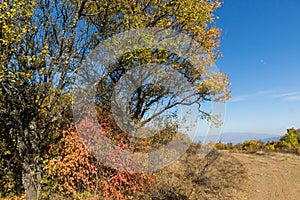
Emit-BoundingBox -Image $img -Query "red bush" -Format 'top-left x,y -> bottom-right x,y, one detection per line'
44,111 -> 153,199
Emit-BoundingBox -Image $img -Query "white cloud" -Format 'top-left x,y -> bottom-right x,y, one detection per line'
284,95 -> 300,101
229,90 -> 274,103
229,96 -> 247,103
271,92 -> 300,98
229,90 -> 300,103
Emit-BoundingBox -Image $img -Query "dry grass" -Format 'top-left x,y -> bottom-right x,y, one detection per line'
136,143 -> 249,200
1,143 -> 249,200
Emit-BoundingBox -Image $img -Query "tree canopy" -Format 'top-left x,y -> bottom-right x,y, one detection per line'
0,0 -> 229,199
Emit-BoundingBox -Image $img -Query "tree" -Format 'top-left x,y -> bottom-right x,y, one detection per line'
0,0 -> 229,199
1,0 -> 92,199
80,0 -> 230,134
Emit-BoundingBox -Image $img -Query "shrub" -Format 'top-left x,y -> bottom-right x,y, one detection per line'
232,143 -> 242,152
214,142 -> 226,150
214,141 -> 233,150
265,142 -> 275,151
297,147 -> 300,155
44,116 -> 153,199
242,140 -> 264,151
224,142 -> 233,150
280,128 -> 300,149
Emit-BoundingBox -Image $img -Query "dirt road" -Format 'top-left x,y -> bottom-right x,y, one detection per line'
229,151 -> 300,200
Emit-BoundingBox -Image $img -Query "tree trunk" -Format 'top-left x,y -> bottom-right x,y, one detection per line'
22,163 -> 42,200
18,122 -> 42,200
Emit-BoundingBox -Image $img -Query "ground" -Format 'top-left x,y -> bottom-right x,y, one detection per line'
2,147 -> 300,199
139,145 -> 249,200
144,147 -> 300,200
228,151 -> 300,200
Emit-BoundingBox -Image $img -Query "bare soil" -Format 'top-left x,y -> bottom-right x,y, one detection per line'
228,151 -> 300,200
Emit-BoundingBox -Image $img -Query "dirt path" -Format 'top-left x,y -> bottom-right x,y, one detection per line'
228,151 -> 300,200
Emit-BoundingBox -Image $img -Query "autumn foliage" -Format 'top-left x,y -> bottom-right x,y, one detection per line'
43,112 -> 153,199
1,0 -> 229,198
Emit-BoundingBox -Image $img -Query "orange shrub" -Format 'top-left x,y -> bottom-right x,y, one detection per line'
44,113 -> 153,199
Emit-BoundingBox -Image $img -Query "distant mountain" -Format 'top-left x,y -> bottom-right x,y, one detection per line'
192,132 -> 281,145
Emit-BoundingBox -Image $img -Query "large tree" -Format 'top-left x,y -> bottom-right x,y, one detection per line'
0,0 -> 94,199
81,0 -> 230,134
0,0 -> 229,199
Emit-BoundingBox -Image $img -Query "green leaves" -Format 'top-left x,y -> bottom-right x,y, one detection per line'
280,128 -> 300,149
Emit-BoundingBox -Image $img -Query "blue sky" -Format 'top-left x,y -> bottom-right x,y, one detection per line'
215,0 -> 300,135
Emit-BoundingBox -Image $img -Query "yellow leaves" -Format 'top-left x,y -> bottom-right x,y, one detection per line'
83,0 -> 98,14
4,150 -> 11,155
36,88 -> 72,121
41,45 -> 49,55
0,0 -> 37,68
2,193 -> 27,200
197,71 -> 231,101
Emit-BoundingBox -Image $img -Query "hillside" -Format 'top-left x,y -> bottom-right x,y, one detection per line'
193,132 -> 281,145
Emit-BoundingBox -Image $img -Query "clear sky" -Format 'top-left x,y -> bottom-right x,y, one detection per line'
215,0 -> 300,135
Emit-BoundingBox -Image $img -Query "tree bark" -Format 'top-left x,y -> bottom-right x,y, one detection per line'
18,122 -> 42,200
22,163 -> 42,200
